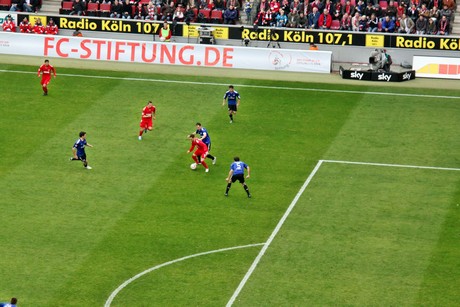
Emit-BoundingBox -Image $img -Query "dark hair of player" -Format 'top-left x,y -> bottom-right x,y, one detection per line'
188,134 -> 195,138
234,156 -> 240,161
229,85 -> 234,89
196,122 -> 201,126
79,131 -> 86,138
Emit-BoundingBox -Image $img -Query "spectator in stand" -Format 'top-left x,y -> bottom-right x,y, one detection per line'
342,0 -> 355,19
384,0 -> 397,19
33,18 -> 45,34
279,0 -> 290,15
340,12 -> 352,30
380,15 -> 395,32
367,13 -> 378,32
287,8 -> 300,27
276,8 -> 288,27
307,6 -> 320,29
207,0 -> 215,10
359,15 -> 367,31
355,0 -> 365,14
426,17 -> 437,34
173,4 -> 184,21
398,13 -> 415,33
396,2 -> 406,20
298,11 -> 307,27
134,2 -> 147,19
430,6 -> 440,21
22,0 -> 34,12
159,21 -> 172,41
226,0 -> 240,10
318,8 -> 332,29
44,18 -> 59,35
120,0 -> 131,19
70,0 -> 86,16
407,4 -> 419,23
269,0 -> 280,15
262,8 -> 273,25
332,4 -> 342,20
19,17 -> 32,33
72,27 -> 83,36
145,2 -> 157,20
214,0 -> 224,10
110,0 -> 123,18
351,12 -> 360,31
439,5 -> 452,21
419,3 -> 430,17
184,4 -> 195,23
442,0 -> 455,10
363,2 -> 373,17
9,0 -> 24,11
256,0 -> 269,14
415,14 -> 428,34
290,0 -> 302,13
224,5 -> 238,24
310,0 -> 323,13
437,15 -> 449,35
2,15 -> 16,32
161,1 -> 175,21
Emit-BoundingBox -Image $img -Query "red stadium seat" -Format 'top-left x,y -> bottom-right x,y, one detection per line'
199,8 -> 211,22
60,1 -> 73,14
86,2 -> 99,16
210,9 -> 223,23
379,0 -> 387,10
330,19 -> 340,30
0,0 -> 11,10
100,2 -> 111,16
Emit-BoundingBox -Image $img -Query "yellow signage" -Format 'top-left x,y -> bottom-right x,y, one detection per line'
212,27 -> 228,39
365,34 -> 384,47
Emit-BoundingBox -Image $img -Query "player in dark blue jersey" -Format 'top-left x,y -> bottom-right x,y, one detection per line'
225,156 -> 251,198
70,131 -> 93,170
195,122 -> 217,164
222,85 -> 241,123
0,297 -> 18,307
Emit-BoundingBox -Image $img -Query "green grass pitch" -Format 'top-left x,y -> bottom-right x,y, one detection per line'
0,63 -> 459,306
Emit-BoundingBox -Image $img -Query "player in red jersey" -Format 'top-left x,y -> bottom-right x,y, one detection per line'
138,101 -> 156,140
187,134 -> 209,172
37,59 -> 56,96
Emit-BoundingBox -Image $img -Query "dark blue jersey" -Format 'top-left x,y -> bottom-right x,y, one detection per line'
73,138 -> 87,157
196,127 -> 211,145
230,161 -> 248,175
223,90 -> 240,106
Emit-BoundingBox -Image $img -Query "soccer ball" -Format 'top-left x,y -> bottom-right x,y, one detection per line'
190,163 -> 197,170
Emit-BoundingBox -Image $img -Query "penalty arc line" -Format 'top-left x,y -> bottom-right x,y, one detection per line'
104,243 -> 265,307
1,69 -> 460,100
226,160 -> 324,307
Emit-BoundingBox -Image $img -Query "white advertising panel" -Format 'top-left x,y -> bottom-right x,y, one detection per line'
0,32 -> 332,73
413,55 -> 460,79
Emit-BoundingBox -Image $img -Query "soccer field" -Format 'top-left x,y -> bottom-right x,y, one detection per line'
0,61 -> 459,306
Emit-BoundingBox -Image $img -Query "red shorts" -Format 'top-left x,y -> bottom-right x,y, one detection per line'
41,75 -> 51,86
194,150 -> 208,159
140,119 -> 153,129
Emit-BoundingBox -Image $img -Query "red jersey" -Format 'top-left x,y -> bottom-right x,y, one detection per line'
189,139 -> 208,153
141,105 -> 156,119
2,20 -> 16,32
44,24 -> 59,35
38,64 -> 56,77
33,24 -> 45,34
20,21 -> 32,33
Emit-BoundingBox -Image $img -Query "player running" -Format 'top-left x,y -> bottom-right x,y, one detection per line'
37,59 -> 56,96
138,101 -> 156,140
70,131 -> 93,170
195,122 -> 217,164
187,134 -> 209,172
222,85 -> 241,123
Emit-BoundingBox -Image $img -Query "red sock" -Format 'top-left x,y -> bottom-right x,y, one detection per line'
192,156 -> 199,164
201,161 -> 208,169
139,130 -> 143,136
43,86 -> 48,93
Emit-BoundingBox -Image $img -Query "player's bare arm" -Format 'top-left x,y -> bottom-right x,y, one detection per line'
226,170 -> 234,182
246,166 -> 250,178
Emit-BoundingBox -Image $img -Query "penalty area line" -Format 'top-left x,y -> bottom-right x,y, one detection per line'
226,160 -> 324,307
1,69 -> 460,100
104,243 -> 265,307
323,159 -> 460,171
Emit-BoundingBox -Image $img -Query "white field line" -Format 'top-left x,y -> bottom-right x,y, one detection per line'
104,243 -> 265,307
226,159 -> 459,306
1,69 -> 460,100
226,160 -> 324,307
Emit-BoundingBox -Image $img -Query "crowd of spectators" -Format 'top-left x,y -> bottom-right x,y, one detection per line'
250,0 -> 456,35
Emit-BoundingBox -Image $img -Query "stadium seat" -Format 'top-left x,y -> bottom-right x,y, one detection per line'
350,0 -> 356,5
86,2 -> 99,16
210,9 -> 223,23
0,0 -> 11,10
199,8 -> 211,22
330,19 -> 340,30
100,3 -> 111,17
379,0 -> 387,10
60,1 -> 73,14
139,0 -> 150,4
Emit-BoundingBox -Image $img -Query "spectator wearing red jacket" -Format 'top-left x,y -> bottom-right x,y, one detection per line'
318,8 -> 332,29
2,15 -> 16,32
44,18 -> 59,35
19,17 -> 32,33
33,18 -> 45,34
